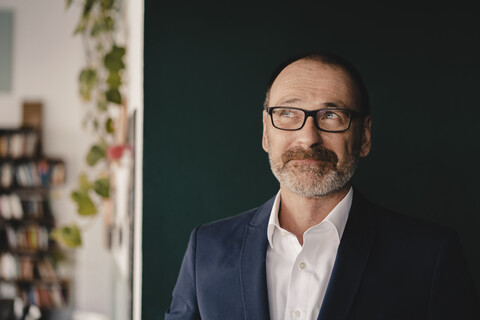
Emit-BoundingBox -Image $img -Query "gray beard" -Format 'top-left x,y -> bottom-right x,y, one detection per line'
268,151 -> 358,198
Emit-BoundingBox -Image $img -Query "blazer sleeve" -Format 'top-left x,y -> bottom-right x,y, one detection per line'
427,231 -> 480,320
165,227 -> 201,320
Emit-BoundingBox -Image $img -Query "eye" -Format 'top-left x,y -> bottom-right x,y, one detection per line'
273,108 -> 301,118
324,111 -> 341,119
280,110 -> 295,117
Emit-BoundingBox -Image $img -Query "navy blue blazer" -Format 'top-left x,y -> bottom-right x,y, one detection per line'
165,191 -> 479,319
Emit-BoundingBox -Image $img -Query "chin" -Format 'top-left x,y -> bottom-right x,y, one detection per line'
269,153 -> 357,198
281,170 -> 345,198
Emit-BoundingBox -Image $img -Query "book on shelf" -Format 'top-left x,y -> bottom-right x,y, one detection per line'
10,194 -> 23,219
21,193 -> 45,220
0,160 -> 65,189
20,284 -> 65,309
1,163 -> 13,189
0,192 -> 49,222
0,193 -> 23,220
1,224 -> 49,251
20,256 -> 34,280
9,133 -> 25,159
0,254 -> 59,283
5,226 -> 17,249
0,128 -> 40,159
0,253 -> 16,280
19,225 -> 49,251
50,162 -> 66,186
0,282 -> 16,299
0,135 -> 7,158
0,245 -> 68,308
0,116 -> 68,310
36,259 -> 57,281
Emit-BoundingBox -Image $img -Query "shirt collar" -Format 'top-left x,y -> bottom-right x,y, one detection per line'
267,187 -> 353,249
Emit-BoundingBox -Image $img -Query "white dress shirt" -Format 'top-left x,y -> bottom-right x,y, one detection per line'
266,188 -> 353,320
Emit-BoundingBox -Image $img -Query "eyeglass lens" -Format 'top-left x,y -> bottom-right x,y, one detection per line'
271,107 -> 351,131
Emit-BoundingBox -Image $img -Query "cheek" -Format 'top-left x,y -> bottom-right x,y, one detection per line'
341,127 -> 362,150
349,132 -> 364,154
265,131 -> 289,152
324,135 -> 356,160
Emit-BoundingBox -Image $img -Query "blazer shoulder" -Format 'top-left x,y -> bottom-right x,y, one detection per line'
195,195 -> 275,242
366,198 -> 457,245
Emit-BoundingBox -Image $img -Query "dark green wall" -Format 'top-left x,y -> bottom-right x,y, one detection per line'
143,2 -> 480,318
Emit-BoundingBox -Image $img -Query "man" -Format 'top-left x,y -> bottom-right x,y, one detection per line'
165,53 -> 479,320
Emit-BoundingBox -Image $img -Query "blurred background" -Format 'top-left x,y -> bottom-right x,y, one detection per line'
0,0 -> 142,319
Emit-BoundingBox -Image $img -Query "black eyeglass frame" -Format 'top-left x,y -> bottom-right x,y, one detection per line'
265,106 -> 365,133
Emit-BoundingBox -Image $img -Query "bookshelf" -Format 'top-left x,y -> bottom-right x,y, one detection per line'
0,124 -> 69,318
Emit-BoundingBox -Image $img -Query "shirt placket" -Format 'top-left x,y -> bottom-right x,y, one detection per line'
284,235 -> 312,320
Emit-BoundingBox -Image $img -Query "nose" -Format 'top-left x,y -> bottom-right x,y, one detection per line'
297,116 -> 323,148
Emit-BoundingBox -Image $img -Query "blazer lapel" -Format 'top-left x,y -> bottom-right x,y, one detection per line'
317,191 -> 377,320
239,197 -> 273,320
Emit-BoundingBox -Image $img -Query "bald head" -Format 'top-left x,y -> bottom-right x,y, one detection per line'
264,52 -> 370,115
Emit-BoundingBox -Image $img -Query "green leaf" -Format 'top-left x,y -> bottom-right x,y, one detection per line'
105,118 -> 114,133
51,225 -> 83,248
106,72 -> 121,89
97,99 -> 108,111
73,17 -> 88,35
90,20 -> 103,37
101,0 -> 115,11
71,190 -> 97,216
79,68 -> 97,100
90,16 -> 114,37
104,16 -> 114,31
65,0 -> 74,9
96,42 -> 104,52
86,144 -> 106,166
82,0 -> 97,18
104,45 -> 126,72
106,88 -> 122,104
78,172 -> 91,192
50,246 -> 67,263
93,177 -> 110,198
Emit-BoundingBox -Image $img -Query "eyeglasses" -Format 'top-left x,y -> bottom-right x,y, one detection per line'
265,106 -> 364,132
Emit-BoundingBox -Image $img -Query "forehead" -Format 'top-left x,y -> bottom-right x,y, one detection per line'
269,59 -> 359,109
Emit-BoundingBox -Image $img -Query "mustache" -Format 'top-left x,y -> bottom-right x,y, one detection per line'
282,146 -> 338,165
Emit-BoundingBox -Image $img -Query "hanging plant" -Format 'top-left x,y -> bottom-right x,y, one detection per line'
53,0 -> 126,247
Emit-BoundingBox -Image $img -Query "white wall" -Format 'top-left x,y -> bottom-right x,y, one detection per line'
0,0 -> 114,317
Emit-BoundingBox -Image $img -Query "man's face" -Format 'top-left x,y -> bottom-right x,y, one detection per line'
262,59 -> 371,198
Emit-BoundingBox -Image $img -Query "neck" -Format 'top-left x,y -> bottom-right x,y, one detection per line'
278,184 -> 350,245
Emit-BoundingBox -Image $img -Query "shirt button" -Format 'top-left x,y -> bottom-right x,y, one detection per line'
298,262 -> 306,270
291,309 -> 301,319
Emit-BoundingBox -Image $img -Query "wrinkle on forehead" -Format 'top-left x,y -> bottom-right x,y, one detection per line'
269,60 -> 361,110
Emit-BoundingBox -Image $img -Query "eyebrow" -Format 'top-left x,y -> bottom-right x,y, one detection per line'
323,102 -> 346,109
277,97 -> 302,105
275,99 -> 347,109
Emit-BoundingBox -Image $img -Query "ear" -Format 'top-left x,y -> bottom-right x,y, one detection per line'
262,111 -> 269,152
359,116 -> 372,158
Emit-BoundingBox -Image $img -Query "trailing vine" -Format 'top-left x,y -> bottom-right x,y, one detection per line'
52,0 -> 126,247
